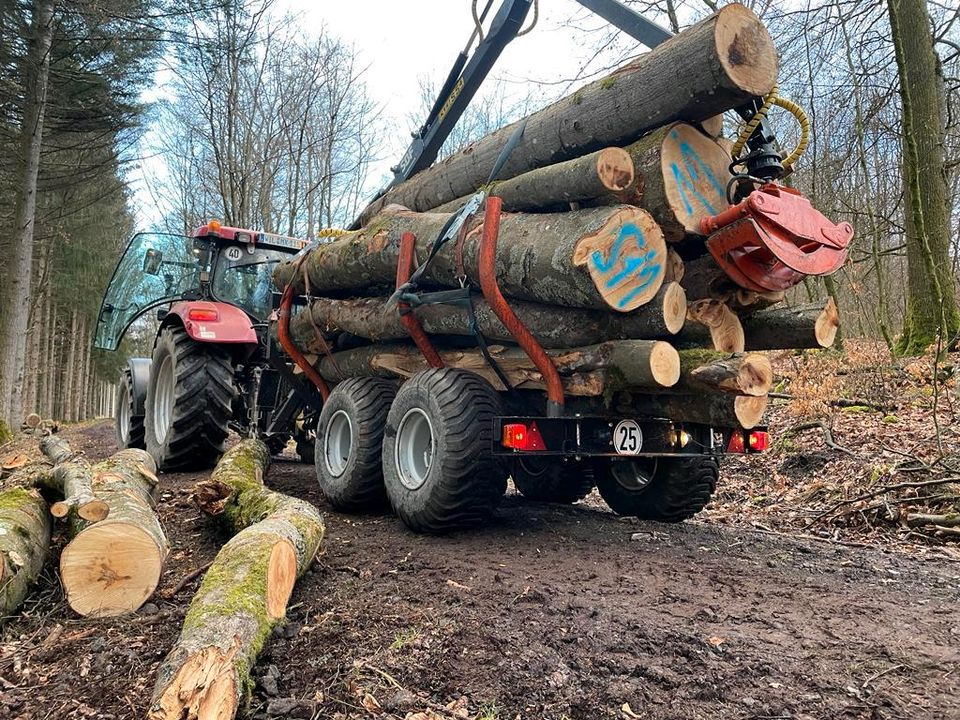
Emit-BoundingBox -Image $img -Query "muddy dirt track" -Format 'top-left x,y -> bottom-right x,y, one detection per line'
2,421 -> 959,720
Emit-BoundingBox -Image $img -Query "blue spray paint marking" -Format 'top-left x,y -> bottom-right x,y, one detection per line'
590,222 -> 664,309
669,129 -> 727,217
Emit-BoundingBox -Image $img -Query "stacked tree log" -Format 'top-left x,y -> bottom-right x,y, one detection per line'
273,4 -> 841,431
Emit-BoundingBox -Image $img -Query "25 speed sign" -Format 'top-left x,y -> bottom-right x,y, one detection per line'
613,420 -> 643,455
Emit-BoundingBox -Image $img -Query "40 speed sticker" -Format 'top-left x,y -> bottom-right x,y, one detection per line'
613,420 -> 643,455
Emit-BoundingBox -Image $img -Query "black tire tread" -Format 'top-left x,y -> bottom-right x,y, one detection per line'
384,369 -> 506,534
116,368 -> 146,450
596,456 -> 719,522
512,459 -> 594,504
145,326 -> 235,470
315,377 -> 396,511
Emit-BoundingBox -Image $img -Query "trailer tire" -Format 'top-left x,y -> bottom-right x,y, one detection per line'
511,458 -> 594,504
596,456 -> 718,522
144,326 -> 235,470
383,369 -> 506,534
115,368 -> 146,450
315,377 -> 395,511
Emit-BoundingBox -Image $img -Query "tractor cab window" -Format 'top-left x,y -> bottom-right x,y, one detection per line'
211,244 -> 286,320
95,233 -> 202,351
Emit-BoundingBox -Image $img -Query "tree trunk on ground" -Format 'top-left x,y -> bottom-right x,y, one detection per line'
615,392 -> 768,429
149,440 -> 324,720
290,282 -> 687,350
315,340 -> 681,394
741,298 -> 839,350
430,147 -> 635,214
597,123 -> 733,242
276,205 -> 669,312
40,436 -> 168,617
887,0 -> 960,353
38,435 -> 110,522
674,350 -> 772,396
0,0 -> 55,428
357,4 -> 777,224
0,465 -> 53,620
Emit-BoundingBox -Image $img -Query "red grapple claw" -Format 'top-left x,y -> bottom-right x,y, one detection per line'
699,184 -> 853,293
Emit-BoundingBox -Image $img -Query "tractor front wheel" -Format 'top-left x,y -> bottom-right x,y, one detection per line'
144,326 -> 236,471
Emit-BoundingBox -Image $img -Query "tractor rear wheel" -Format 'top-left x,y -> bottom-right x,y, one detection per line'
144,326 -> 235,470
115,368 -> 146,450
595,456 -> 719,522
382,369 -> 506,534
511,458 -> 595,504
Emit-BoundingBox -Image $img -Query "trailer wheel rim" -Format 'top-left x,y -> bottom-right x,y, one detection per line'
153,355 -> 175,445
323,410 -> 353,478
395,407 -> 434,491
117,382 -> 131,442
610,458 -> 658,491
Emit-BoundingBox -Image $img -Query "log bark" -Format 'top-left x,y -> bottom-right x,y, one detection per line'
290,283 -> 687,351
316,340 -> 681,393
599,123 -> 733,242
357,4 -> 777,225
680,254 -> 784,311
430,147 -> 635,214
674,350 -> 772,396
616,392 -> 768,429
277,205 -> 669,312
0,472 -> 52,620
742,298 -> 839,350
39,435 -> 109,522
41,437 -> 168,617
150,440 -> 324,720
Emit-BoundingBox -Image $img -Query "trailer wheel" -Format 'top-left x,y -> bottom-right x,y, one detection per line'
511,458 -> 594,504
315,377 -> 395,511
383,369 -> 506,534
144,326 -> 235,470
595,456 -> 719,522
115,368 -> 146,450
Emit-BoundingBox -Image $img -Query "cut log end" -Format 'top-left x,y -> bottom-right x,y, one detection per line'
596,147 -> 635,192
60,522 -> 163,617
660,123 -> 733,237
572,207 -> 667,312
149,644 -> 239,720
714,3 -> 779,96
268,539 -> 297,620
50,498 -> 110,522
688,300 -> 745,352
662,282 -> 688,334
737,353 -> 773,397
815,297 -> 840,348
650,341 -> 681,387
734,394 -> 769,429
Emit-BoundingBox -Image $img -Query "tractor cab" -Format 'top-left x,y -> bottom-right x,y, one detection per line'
95,223 -> 308,351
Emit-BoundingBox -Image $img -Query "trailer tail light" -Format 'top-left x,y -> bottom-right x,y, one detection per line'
727,430 -> 746,454
748,430 -> 770,452
502,422 -> 546,451
188,308 -> 219,322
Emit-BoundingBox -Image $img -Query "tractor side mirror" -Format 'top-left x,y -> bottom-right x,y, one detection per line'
143,248 -> 163,275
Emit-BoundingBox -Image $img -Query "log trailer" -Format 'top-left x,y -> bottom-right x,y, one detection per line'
96,0 -> 850,534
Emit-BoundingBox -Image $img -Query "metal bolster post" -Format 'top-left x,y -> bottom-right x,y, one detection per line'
476,197 -> 564,417
396,232 -> 444,369
277,285 -> 330,402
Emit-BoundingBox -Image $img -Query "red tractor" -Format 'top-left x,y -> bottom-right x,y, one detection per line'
95,222 -> 320,470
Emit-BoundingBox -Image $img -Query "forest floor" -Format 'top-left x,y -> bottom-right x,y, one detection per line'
1,342 -> 958,720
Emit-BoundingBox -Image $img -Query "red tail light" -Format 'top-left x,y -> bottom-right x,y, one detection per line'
748,430 -> 770,452
502,422 -> 546,451
727,430 -> 746,454
188,308 -> 219,322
